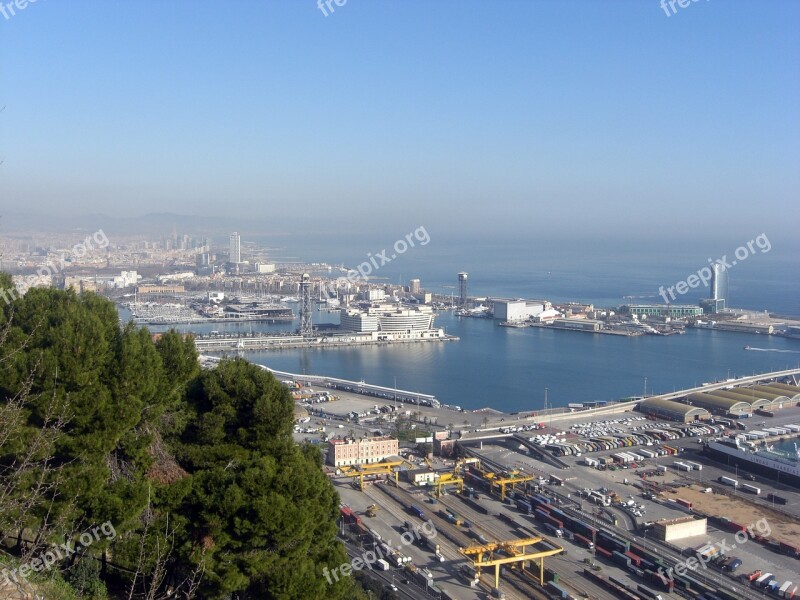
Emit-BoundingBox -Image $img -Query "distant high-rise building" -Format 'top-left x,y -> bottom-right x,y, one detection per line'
458,272 -> 468,308
409,278 -> 421,294
229,232 -> 241,263
710,263 -> 728,309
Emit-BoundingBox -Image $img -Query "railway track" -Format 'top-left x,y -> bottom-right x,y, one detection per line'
439,493 -> 610,600
367,484 -> 536,600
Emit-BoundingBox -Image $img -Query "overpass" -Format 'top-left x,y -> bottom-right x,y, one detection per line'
463,368 -> 800,432
510,368 -> 800,426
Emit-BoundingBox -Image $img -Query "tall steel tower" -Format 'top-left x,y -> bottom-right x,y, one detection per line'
299,273 -> 313,336
458,272 -> 468,308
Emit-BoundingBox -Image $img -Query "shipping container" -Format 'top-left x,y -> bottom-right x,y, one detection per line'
755,573 -> 773,585
611,550 -> 631,569
546,581 -> 569,599
516,499 -> 533,515
676,498 -> 693,509
779,541 -> 800,558
625,551 -> 642,567
637,584 -> 664,600
595,545 -> 612,559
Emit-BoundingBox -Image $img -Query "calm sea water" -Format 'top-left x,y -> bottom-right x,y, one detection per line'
135,309 -> 800,413
133,235 -> 800,412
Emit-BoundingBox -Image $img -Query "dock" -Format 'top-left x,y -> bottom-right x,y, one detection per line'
194,331 -> 459,352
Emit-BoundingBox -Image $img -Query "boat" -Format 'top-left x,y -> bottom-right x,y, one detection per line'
744,345 -> 752,350
704,437 -> 800,487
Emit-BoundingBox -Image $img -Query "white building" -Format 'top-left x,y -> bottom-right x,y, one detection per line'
229,232 -> 241,264
113,270 -> 139,288
340,304 -> 436,333
254,263 -> 275,273
493,299 -> 552,322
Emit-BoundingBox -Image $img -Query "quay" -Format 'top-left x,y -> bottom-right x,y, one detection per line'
199,355 -> 440,407
194,331 -> 459,352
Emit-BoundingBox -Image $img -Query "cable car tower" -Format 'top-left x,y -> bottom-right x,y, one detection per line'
299,273 -> 313,337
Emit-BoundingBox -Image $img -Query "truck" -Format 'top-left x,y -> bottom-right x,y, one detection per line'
542,522 -> 563,538
573,533 -> 595,550
376,559 -> 390,571
722,557 -> 742,572
718,476 -> 738,487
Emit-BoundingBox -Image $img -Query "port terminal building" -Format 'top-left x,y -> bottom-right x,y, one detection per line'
327,436 -> 400,467
621,304 -> 703,318
638,397 -> 710,422
492,299 -> 552,322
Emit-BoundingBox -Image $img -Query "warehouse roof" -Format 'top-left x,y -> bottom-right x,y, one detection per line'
686,392 -> 751,413
764,382 -> 800,396
749,385 -> 795,403
639,397 -> 709,418
707,390 -> 772,410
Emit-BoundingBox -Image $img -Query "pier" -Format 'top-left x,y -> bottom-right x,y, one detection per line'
194,331 -> 459,352
199,355 -> 440,406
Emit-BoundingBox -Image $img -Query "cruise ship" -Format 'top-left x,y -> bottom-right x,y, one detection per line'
704,436 -> 800,487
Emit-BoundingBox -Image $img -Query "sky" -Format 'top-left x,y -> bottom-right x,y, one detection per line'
1,0 -> 799,242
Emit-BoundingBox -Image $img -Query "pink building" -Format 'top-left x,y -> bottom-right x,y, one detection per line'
327,436 -> 399,467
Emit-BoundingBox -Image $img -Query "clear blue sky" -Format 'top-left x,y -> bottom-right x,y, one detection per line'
1,0 -> 799,241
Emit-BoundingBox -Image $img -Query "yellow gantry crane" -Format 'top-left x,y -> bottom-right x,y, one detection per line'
432,457 -> 477,496
337,460 -> 408,490
433,472 -> 464,497
460,536 -> 564,588
490,470 -> 534,500
466,462 -> 533,500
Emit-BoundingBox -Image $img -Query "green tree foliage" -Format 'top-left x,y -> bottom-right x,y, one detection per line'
173,359 -> 353,599
1,280 -> 356,599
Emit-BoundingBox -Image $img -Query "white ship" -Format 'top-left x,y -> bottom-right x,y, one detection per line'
704,437 -> 800,487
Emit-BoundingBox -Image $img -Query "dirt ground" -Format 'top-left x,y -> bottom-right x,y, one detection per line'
659,484 -> 800,545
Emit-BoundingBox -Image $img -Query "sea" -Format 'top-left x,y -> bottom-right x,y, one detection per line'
132,233 -> 800,413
